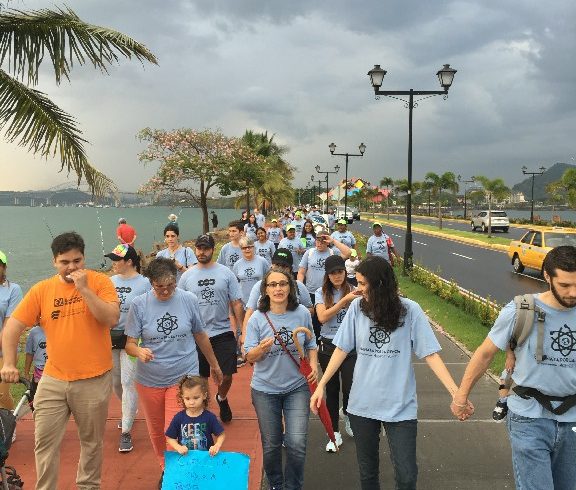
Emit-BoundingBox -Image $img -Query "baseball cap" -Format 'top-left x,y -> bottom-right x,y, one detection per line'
337,219 -> 347,225
0,250 -> 6,265
350,249 -> 358,258
272,248 -> 294,267
295,211 -> 302,217
195,234 -> 215,248
271,218 -> 278,223
325,255 -> 346,274
372,222 -> 382,228
105,244 -> 138,263
286,224 -> 296,231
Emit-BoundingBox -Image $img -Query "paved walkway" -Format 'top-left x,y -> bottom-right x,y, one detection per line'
5,326 -> 514,489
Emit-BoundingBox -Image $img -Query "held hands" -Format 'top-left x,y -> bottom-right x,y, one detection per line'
450,396 -> 475,421
137,347 -> 154,363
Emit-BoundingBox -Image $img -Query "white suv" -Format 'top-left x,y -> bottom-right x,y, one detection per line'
335,206 -> 354,224
470,210 -> 510,233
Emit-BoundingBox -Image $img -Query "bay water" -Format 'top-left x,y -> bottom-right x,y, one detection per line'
0,206 -> 240,293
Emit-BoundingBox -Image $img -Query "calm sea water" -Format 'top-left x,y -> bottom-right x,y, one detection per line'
0,206 -> 240,293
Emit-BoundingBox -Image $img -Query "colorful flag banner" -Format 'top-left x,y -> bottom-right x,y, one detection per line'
163,450 -> 250,490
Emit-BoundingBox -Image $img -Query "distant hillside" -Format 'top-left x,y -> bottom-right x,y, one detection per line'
512,162 -> 576,200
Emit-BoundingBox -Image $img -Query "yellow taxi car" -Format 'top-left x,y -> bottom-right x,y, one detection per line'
508,227 -> 576,274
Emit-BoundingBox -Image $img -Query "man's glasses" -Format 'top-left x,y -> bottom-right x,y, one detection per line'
152,282 -> 176,292
241,246 -> 254,250
266,281 -> 290,288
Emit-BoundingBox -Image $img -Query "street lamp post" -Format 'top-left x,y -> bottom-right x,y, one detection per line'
457,175 -> 475,219
315,165 -> 340,213
522,165 -> 546,223
367,63 -> 457,274
328,142 -> 366,219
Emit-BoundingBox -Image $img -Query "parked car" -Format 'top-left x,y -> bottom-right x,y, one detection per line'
470,210 -> 510,233
349,207 -> 361,221
508,227 -> 576,274
335,206 -> 354,224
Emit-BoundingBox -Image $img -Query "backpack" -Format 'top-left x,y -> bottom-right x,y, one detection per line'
505,294 -> 576,415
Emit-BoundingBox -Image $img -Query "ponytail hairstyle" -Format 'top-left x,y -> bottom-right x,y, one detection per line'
177,375 -> 209,409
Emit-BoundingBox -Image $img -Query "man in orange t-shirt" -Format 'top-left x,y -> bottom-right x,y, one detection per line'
0,232 -> 119,490
117,218 -> 137,246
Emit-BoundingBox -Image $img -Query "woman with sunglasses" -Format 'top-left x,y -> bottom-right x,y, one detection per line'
156,224 -> 197,282
310,256 -> 459,490
125,257 -> 223,474
315,255 -> 361,452
244,269 -> 317,490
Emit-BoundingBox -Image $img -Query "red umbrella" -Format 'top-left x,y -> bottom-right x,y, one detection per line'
292,327 -> 338,450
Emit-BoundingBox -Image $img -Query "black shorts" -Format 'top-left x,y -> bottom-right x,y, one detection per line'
198,331 -> 237,377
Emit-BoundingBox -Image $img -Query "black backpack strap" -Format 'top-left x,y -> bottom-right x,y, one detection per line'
513,385 -> 576,416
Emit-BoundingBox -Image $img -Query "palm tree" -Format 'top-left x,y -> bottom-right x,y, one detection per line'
424,172 -> 458,229
0,6 -> 157,197
380,176 -> 394,220
473,176 -> 510,237
394,179 -> 410,214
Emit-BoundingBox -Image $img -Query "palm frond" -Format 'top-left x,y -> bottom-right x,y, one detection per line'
0,68 -> 116,197
0,6 -> 158,85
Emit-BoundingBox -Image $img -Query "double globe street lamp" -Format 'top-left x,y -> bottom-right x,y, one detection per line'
328,142 -> 366,220
457,175 -> 476,220
367,63 -> 457,273
315,165 -> 340,214
522,165 -> 546,223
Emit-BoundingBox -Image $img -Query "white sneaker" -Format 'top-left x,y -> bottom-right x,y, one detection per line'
340,407 -> 354,437
325,431 -> 343,452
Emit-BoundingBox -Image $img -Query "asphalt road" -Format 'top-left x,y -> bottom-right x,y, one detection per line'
349,218 -> 547,305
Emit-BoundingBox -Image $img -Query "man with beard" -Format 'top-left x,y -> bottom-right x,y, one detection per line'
178,234 -> 244,423
451,246 -> 576,490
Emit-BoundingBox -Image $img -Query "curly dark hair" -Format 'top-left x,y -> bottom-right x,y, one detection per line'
257,269 -> 299,312
177,375 -> 209,409
145,257 -> 177,282
356,256 -> 406,332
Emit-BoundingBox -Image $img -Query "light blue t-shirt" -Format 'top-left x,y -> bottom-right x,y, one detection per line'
267,227 -> 282,244
255,213 -> 266,228
278,237 -> 304,273
178,263 -> 242,337
254,240 -> 276,264
245,307 -> 317,394
366,234 -> 393,262
315,287 -> 353,340
125,288 -> 206,387
0,281 -> 23,357
331,231 -> 356,255
216,243 -> 242,271
232,256 -> 270,306
244,223 -> 258,241
488,295 -> 576,421
291,219 -> 306,235
156,247 -> 198,281
299,248 -> 333,293
25,325 -> 47,370
245,279 -> 313,311
333,297 -> 440,422
110,274 -> 151,331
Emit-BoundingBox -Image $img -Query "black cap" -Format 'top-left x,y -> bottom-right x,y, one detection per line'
105,244 -> 139,263
325,255 -> 346,274
272,248 -> 293,267
195,234 -> 215,248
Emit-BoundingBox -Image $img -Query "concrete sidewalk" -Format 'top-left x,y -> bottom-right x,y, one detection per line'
298,330 -> 514,489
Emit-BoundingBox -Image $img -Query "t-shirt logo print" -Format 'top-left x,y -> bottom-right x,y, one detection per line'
200,287 -> 214,301
274,327 -> 295,347
550,324 -> 576,356
337,309 -> 347,324
229,253 -> 240,266
157,312 -> 178,336
369,326 -> 391,348
245,267 -> 255,278
316,257 -> 326,268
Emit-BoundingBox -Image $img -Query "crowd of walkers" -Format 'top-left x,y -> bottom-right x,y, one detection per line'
0,204 -> 575,490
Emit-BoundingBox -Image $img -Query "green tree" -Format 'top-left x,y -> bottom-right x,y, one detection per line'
394,179 -> 409,214
548,168 -> 576,208
473,176 -> 510,237
0,6 -> 157,197
380,177 -> 394,220
424,172 -> 458,229
138,128 -> 265,233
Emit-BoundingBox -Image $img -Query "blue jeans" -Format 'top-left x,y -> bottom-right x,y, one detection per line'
251,384 -> 310,490
507,411 -> 576,490
349,414 -> 417,490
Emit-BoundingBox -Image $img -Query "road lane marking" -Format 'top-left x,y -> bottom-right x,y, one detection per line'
514,272 -> 546,283
451,252 -> 474,260
391,233 -> 402,238
414,240 -> 428,246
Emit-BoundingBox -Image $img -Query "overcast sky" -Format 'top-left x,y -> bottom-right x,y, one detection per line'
2,0 -> 575,194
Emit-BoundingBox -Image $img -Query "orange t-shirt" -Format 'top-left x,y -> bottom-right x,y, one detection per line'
12,270 -> 119,381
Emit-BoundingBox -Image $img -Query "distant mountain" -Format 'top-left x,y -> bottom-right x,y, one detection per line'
511,162 -> 576,200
